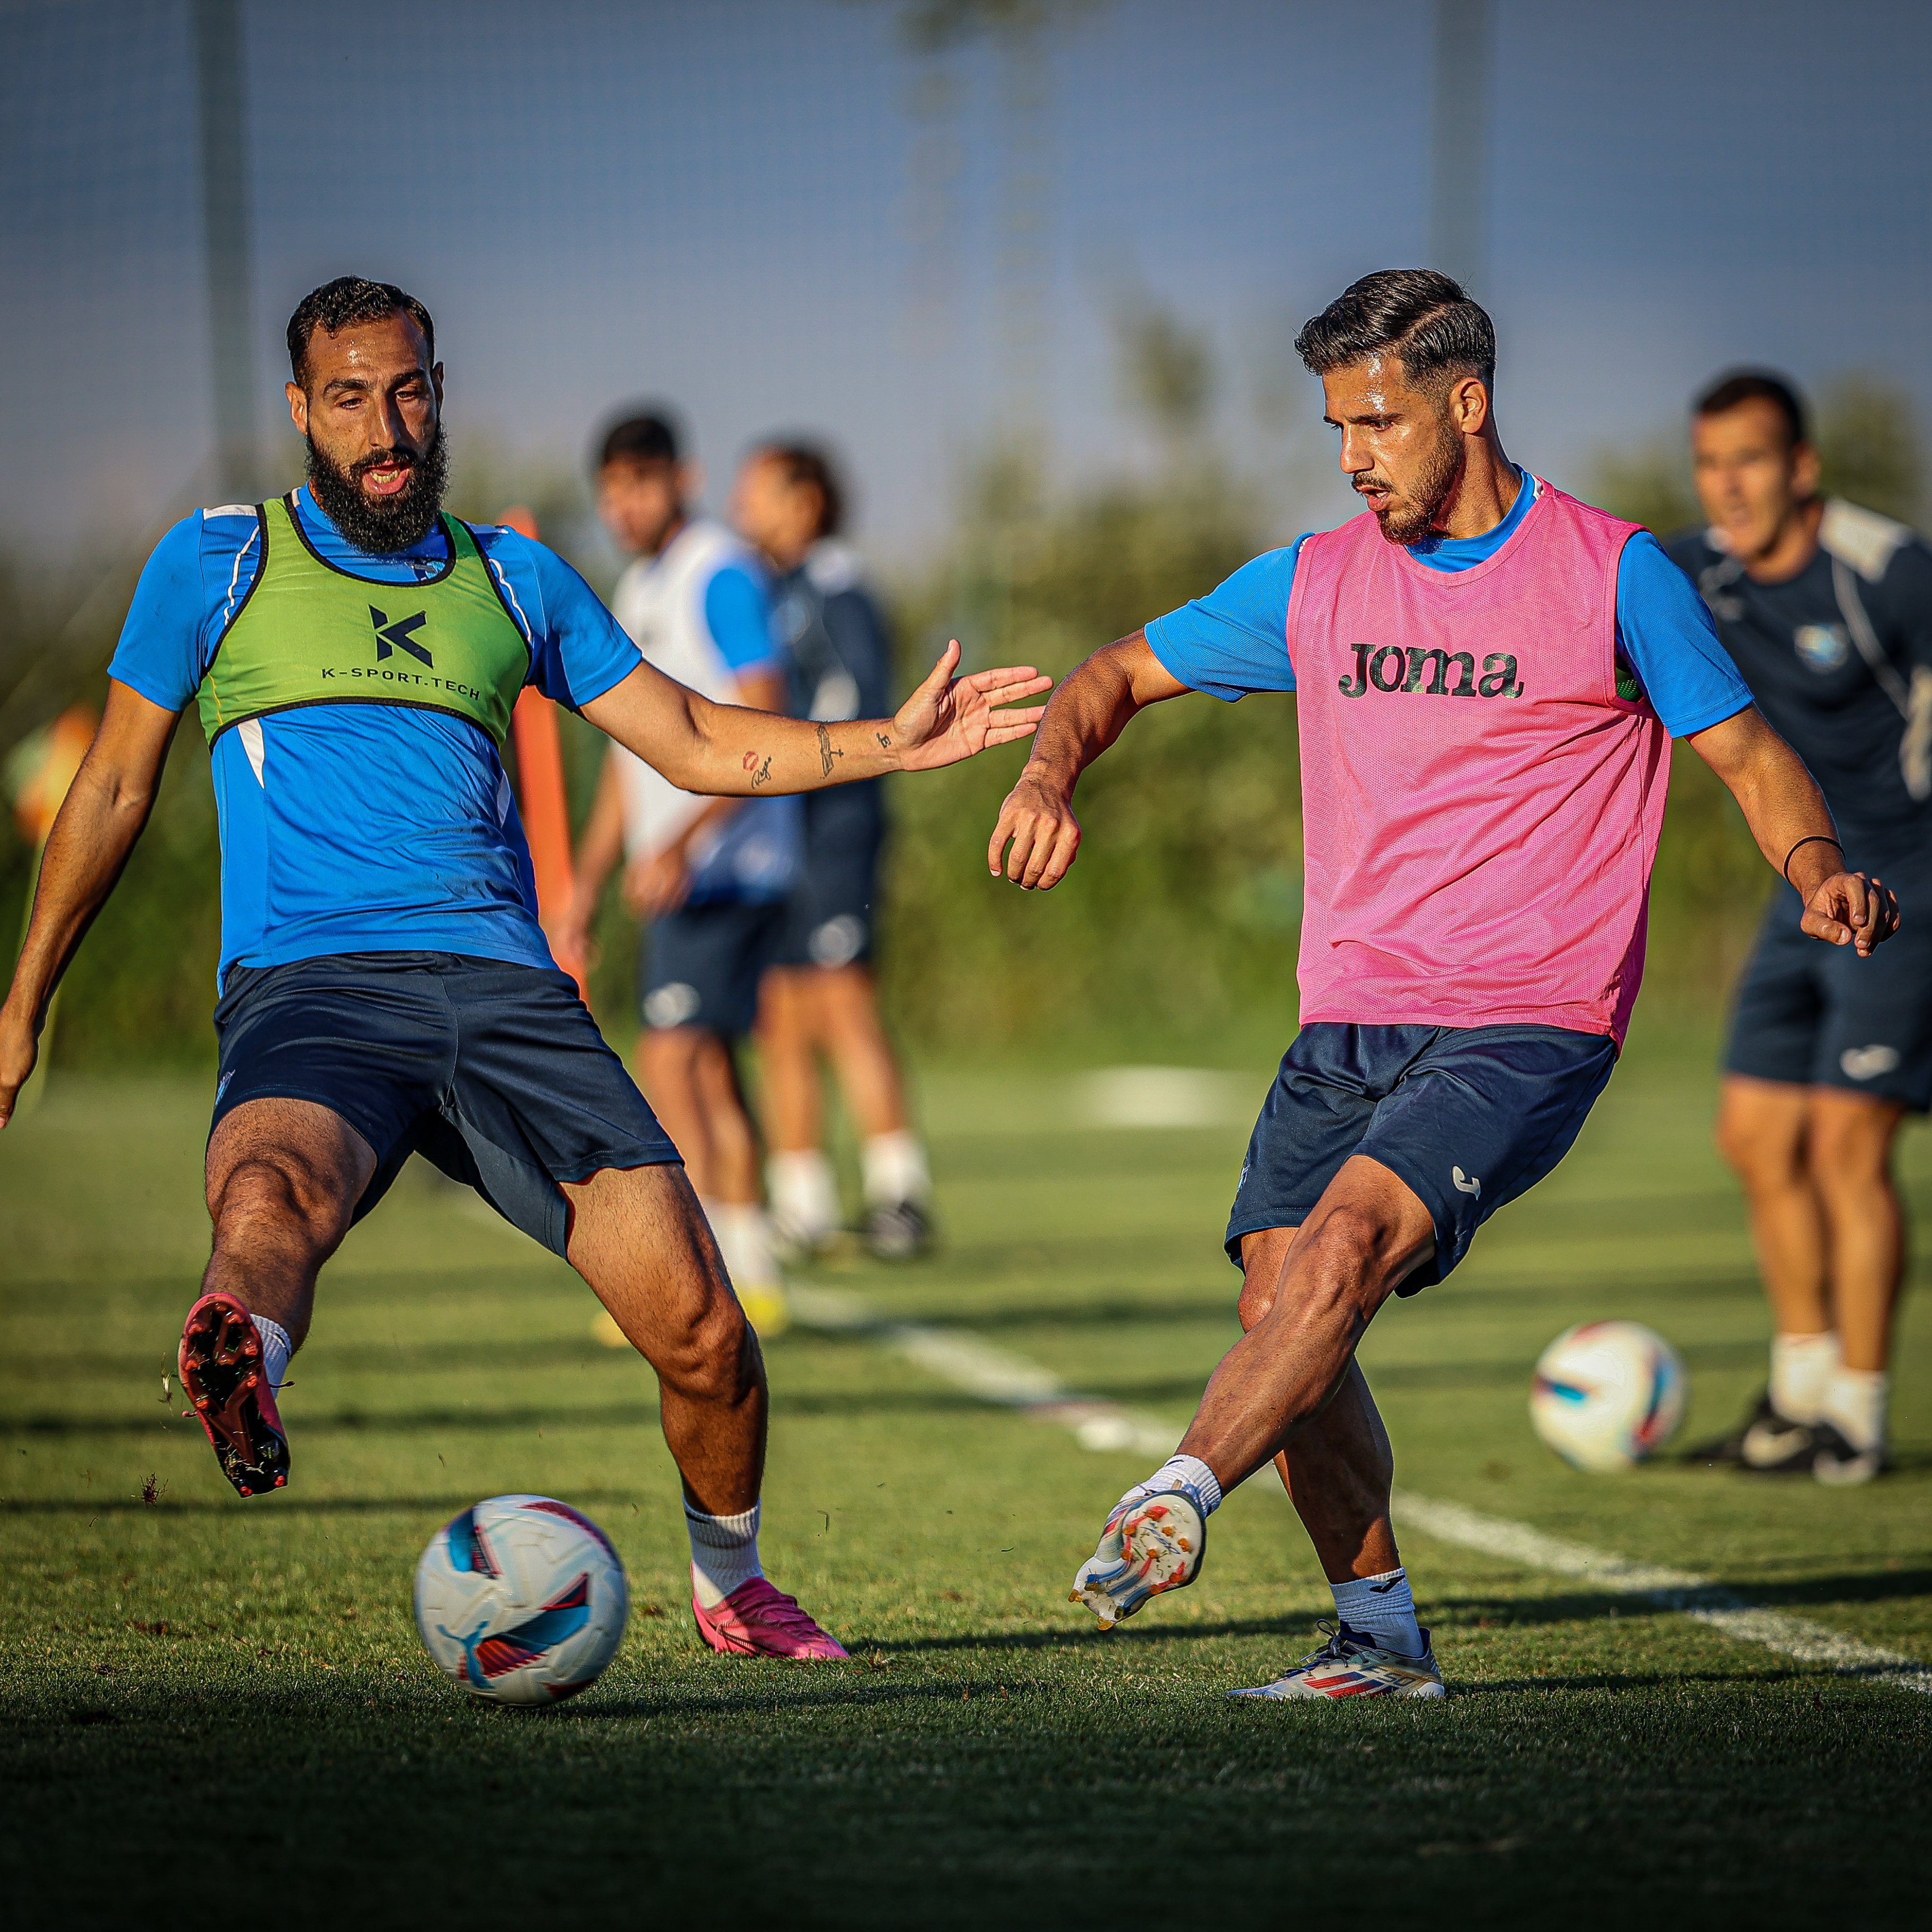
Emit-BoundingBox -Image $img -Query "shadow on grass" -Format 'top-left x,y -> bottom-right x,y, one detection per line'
1432,1567 -> 1932,1630
0,1488 -> 646,1516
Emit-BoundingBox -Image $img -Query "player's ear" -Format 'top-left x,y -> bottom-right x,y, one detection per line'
1792,438 -> 1820,499
431,362 -> 445,407
1450,373 -> 1489,437
287,380 -> 308,434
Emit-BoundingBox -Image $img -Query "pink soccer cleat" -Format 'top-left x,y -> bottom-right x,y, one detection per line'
692,1577 -> 849,1661
178,1290 -> 289,1498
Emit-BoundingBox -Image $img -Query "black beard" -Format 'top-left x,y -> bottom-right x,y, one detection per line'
1368,429 -> 1466,547
305,426 -> 449,553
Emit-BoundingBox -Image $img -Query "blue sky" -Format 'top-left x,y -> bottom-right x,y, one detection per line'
4,0 -> 1930,570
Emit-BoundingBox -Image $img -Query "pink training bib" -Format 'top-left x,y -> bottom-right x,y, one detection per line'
1287,480 -> 1670,1045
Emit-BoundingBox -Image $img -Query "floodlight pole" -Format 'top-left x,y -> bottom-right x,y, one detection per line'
1430,0 -> 1494,294
193,0 -> 259,501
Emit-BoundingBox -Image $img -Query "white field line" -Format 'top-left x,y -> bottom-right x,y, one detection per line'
788,1285 -> 1931,1694
1392,1490 -> 1932,1694
786,1284 -> 1178,1457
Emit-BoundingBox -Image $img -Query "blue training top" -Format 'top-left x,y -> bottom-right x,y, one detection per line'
1147,470 -> 1754,737
109,485 -> 642,987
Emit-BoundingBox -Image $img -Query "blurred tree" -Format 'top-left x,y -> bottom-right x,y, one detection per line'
1815,374 -> 1922,524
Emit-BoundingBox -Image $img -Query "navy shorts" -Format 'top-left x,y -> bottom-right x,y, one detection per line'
774,821 -> 882,971
212,951 -> 679,1256
640,901 -> 784,1037
1227,1022 -> 1618,1289
1725,878 -> 1932,1111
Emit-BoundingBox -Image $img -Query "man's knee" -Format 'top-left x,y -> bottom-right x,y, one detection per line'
209,1149 -> 354,1254
1714,1083 -> 1807,1187
1808,1096 -> 1904,1191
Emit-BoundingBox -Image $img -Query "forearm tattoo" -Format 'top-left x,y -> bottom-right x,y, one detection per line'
817,724 -> 842,778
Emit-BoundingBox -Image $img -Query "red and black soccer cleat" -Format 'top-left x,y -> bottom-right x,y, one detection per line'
178,1290 -> 289,1498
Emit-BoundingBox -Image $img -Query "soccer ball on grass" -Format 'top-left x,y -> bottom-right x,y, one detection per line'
1530,1320 -> 1686,1471
413,1493 -> 629,1705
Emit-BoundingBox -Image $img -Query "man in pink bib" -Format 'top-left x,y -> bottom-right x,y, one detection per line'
989,270 -> 1899,1700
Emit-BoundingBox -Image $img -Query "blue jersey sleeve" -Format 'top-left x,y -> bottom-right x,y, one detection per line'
480,531 -> 641,709
1616,531 -> 1754,737
1143,540 -> 1305,701
703,562 -> 781,677
107,510 -> 256,712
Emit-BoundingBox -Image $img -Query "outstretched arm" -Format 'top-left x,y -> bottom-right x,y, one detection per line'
580,639 -> 1048,799
1688,703 -> 1899,954
1,682 -> 181,1126
987,630 -> 1189,890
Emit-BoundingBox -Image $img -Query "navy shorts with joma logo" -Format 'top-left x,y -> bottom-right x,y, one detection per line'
212,951 -> 680,1256
1227,1022 -> 1618,1289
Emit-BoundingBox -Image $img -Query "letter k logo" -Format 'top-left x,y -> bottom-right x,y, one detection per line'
369,605 -> 432,666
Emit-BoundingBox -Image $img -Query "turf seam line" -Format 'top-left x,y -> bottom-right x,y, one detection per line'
788,1285 -> 1931,1694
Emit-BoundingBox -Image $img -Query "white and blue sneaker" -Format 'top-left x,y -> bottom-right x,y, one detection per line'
1069,1487 -> 1207,1630
1231,1621 -> 1446,1700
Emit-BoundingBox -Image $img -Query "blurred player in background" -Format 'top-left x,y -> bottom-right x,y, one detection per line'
731,441 -> 934,1261
559,411 -> 795,1337
0,278 -> 1048,1661
1671,372 -> 1932,1485
990,271 -> 1897,1698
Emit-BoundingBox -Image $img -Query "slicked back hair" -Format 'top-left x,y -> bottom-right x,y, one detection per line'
287,277 -> 434,384
1294,269 -> 1496,395
757,440 -> 845,540
1693,370 -> 1809,450
597,409 -> 683,472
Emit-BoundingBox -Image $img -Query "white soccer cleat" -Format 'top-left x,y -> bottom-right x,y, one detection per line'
1069,1488 -> 1206,1630
1230,1620 -> 1446,1700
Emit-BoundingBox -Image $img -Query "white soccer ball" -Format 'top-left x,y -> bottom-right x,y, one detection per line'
1530,1321 -> 1687,1471
413,1494 -> 629,1706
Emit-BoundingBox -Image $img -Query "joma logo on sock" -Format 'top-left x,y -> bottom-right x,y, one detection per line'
369,605 -> 433,667
1338,643 -> 1522,699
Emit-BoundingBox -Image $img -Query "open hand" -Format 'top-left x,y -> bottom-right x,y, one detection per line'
1803,871 -> 1901,955
988,772 -> 1083,890
892,640 -> 1051,773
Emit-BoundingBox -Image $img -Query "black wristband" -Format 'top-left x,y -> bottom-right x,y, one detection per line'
1783,834 -> 1844,886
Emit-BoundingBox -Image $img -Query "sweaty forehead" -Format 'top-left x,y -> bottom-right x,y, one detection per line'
1322,355 -> 1421,415
307,312 -> 430,387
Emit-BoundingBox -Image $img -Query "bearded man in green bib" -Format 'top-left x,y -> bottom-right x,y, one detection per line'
0,277 -> 1048,1661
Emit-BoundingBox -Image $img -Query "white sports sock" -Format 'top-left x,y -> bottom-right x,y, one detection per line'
701,1198 -> 782,1291
1117,1453 -> 1223,1517
252,1313 -> 291,1397
1819,1366 -> 1888,1453
1331,1567 -> 1424,1657
767,1150 -> 840,1245
686,1501 -> 763,1609
1769,1330 -> 1838,1425
861,1130 -> 930,1209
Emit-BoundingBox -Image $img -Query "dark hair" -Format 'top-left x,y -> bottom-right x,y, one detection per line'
756,440 -> 845,539
1693,369 -> 1809,449
597,409 -> 683,471
1294,268 -> 1495,393
287,277 -> 434,383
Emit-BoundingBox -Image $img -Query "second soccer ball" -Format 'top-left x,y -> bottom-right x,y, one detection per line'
1530,1320 -> 1686,1472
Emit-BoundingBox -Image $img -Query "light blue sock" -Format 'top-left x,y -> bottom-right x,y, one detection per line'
1330,1566 -> 1423,1656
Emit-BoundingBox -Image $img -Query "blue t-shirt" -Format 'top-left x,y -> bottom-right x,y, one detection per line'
1146,471 -> 1753,738
109,486 -> 642,986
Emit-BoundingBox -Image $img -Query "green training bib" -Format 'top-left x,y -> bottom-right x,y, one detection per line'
195,494 -> 531,747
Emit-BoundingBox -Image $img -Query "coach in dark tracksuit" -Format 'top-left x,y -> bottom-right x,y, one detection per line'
1672,370 -> 1932,1486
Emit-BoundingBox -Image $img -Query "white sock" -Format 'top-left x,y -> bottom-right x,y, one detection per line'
1820,1366 -> 1889,1453
1331,1567 -> 1424,1657
1769,1330 -> 1838,1425
1117,1453 -> 1223,1517
700,1198 -> 783,1291
686,1501 -> 762,1609
861,1130 -> 930,1209
252,1314 -> 291,1397
767,1149 -> 840,1244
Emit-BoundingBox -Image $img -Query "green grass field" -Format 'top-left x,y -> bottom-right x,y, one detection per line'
3,1025 -> 1928,1927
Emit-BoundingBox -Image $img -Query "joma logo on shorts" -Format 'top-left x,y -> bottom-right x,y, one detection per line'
1338,643 -> 1523,699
